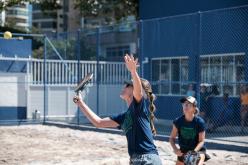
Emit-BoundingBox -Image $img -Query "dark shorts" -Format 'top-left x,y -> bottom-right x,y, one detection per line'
177,148 -> 211,163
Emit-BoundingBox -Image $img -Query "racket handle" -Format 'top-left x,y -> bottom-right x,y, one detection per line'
73,97 -> 78,103
76,90 -> 82,95
73,91 -> 82,103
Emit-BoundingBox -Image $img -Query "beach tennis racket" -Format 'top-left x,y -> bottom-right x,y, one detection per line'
183,151 -> 200,165
73,73 -> 93,103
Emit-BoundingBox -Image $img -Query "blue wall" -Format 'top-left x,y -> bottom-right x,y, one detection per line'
139,6 -> 248,120
139,0 -> 248,20
141,13 -> 200,84
155,96 -> 241,122
140,6 -> 248,60
208,97 -> 241,123
0,107 -> 27,120
0,39 -> 32,72
200,8 -> 248,55
0,39 -> 32,57
0,39 -> 31,119
155,96 -> 183,120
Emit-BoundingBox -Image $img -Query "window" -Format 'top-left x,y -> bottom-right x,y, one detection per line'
41,21 -> 57,28
33,12 -> 57,19
63,15 -> 68,31
200,53 -> 245,96
7,9 -> 28,16
63,0 -> 69,12
33,4 -> 41,10
151,57 -> 189,95
6,17 -> 27,23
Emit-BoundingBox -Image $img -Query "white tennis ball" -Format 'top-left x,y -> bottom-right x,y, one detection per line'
4,31 -> 12,39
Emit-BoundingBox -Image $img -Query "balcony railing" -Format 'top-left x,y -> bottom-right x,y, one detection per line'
0,56 -> 130,85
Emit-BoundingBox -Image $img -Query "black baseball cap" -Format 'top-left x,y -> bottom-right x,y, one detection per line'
124,80 -> 133,86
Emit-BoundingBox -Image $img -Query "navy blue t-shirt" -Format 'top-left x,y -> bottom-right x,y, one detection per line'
173,115 -> 206,152
110,97 -> 158,156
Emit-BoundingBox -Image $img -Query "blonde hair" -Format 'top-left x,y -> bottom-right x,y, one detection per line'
141,78 -> 157,135
194,107 -> 199,115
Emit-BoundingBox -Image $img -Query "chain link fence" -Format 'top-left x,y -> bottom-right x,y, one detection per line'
144,6 -> 248,138
0,6 -> 247,140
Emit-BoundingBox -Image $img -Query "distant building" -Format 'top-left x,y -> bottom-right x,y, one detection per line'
3,2 -> 32,31
31,1 -> 137,61
32,3 -> 57,34
32,0 -> 81,34
0,10 -> 5,26
82,15 -> 137,61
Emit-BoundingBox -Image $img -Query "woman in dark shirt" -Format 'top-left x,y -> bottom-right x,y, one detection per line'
74,54 -> 162,165
169,96 -> 210,165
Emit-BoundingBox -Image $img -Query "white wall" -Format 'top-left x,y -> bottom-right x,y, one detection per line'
0,73 -> 126,120
0,73 -> 27,107
27,84 -> 126,119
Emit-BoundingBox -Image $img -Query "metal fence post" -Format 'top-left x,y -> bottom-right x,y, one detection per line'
43,36 -> 47,123
96,28 -> 100,115
139,20 -> 144,78
196,11 -> 202,107
77,29 -> 81,125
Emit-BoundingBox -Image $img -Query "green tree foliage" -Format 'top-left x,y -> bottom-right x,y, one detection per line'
74,0 -> 138,21
46,36 -> 96,60
0,0 -> 61,12
0,0 -> 138,21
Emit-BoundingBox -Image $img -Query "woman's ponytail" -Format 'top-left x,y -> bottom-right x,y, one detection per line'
148,92 -> 157,135
141,78 -> 157,136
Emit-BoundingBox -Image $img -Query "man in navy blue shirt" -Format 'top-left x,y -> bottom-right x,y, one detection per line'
74,54 -> 162,165
169,96 -> 210,165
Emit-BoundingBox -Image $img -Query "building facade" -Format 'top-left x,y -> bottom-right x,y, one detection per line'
139,0 -> 248,120
32,0 -> 81,34
3,2 -> 32,31
0,10 -> 5,26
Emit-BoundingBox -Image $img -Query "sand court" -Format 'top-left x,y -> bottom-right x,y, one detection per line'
0,125 -> 247,165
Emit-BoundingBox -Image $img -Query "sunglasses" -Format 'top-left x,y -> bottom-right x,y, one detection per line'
125,84 -> 133,88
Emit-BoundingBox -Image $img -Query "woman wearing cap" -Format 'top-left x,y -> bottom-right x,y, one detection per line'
73,54 -> 162,165
169,96 -> 210,165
